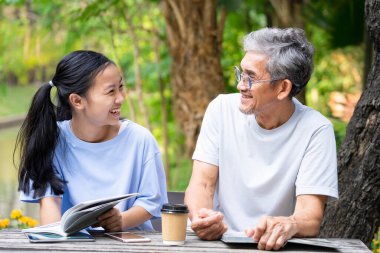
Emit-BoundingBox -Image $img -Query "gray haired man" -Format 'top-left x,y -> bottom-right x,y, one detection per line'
185,27 -> 338,251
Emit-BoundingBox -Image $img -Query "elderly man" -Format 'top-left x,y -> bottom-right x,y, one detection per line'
185,27 -> 338,251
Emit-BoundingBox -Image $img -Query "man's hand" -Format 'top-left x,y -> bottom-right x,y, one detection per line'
245,195 -> 326,251
245,215 -> 298,251
96,208 -> 123,232
191,208 -> 228,240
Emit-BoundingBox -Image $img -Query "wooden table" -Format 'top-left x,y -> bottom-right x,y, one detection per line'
0,230 -> 371,252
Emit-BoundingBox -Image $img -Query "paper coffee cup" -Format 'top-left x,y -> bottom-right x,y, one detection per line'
161,203 -> 189,245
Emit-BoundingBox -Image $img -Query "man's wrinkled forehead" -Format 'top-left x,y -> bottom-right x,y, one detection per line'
240,51 -> 268,70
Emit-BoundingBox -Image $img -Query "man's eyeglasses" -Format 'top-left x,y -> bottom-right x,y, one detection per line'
234,66 -> 283,90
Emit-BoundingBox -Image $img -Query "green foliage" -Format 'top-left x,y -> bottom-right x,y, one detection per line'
0,0 -> 366,190
221,0 -> 267,92
306,45 -> 363,117
168,158 -> 192,191
329,118 -> 347,150
0,84 -> 37,117
305,0 -> 365,48
372,227 -> 380,253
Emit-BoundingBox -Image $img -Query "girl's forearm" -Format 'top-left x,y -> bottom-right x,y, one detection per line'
121,206 -> 152,229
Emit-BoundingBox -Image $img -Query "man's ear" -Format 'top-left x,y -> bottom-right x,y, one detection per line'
68,93 -> 84,110
277,79 -> 292,100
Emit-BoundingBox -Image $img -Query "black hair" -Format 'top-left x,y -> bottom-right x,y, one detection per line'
16,50 -> 114,198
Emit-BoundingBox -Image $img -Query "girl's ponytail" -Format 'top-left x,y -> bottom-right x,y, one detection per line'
16,50 -> 113,198
16,82 -> 64,198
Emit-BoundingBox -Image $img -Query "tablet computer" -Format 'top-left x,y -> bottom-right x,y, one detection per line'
221,233 -> 339,249
221,233 -> 257,244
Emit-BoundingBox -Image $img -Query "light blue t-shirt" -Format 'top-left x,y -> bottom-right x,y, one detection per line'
20,120 -> 168,230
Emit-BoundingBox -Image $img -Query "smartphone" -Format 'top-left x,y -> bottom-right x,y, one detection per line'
105,232 -> 151,243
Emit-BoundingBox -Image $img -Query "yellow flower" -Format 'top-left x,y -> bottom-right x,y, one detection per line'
0,219 -> 10,229
3,219 -> 9,227
27,218 -> 38,228
10,209 -> 23,219
18,216 -> 28,224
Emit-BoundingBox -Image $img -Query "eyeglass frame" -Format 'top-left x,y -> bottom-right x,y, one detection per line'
234,66 -> 284,89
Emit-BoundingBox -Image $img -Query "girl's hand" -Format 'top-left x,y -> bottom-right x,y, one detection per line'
97,208 -> 123,232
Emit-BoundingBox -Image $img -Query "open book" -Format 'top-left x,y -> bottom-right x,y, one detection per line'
22,193 -> 139,237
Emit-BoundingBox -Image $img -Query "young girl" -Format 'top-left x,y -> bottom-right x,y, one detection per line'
16,50 -> 167,231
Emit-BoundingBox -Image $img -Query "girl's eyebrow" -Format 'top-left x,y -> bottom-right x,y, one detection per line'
104,76 -> 123,90
104,83 -> 116,90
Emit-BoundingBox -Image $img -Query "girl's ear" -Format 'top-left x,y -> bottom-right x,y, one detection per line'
277,79 -> 292,100
68,94 -> 84,110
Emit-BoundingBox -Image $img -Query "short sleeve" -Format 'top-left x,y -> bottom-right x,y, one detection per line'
192,96 -> 221,166
19,157 -> 64,203
19,180 -> 61,203
132,137 -> 168,218
295,124 -> 339,201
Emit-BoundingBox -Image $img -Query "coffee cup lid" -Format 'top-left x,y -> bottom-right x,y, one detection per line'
161,203 -> 189,213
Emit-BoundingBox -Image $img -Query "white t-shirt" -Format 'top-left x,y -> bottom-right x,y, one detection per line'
192,93 -> 338,233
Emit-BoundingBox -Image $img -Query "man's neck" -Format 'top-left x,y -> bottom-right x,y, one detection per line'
255,99 -> 295,130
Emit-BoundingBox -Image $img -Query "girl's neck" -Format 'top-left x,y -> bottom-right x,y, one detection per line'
70,118 -> 121,143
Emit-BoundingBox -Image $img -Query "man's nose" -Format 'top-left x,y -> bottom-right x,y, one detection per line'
237,79 -> 248,91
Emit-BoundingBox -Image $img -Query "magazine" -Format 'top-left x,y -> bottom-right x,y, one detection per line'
22,193 -> 139,237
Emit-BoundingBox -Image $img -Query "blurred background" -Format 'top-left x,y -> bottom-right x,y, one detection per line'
0,0 -> 369,220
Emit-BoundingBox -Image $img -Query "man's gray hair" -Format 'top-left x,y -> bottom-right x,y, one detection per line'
243,27 -> 314,97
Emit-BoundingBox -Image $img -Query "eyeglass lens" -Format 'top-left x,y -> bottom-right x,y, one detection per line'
234,66 -> 252,89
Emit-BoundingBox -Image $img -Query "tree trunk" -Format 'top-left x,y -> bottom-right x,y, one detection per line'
161,0 -> 225,156
320,0 -> 380,246
268,0 -> 306,105
363,26 -> 373,90
124,13 -> 151,130
153,34 -> 171,187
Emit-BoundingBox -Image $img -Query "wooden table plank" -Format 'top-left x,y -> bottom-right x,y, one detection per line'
0,230 -> 371,252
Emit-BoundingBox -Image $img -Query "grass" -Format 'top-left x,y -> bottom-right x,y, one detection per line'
0,84 -> 37,118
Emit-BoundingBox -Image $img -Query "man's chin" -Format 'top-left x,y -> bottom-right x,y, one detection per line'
239,105 -> 255,115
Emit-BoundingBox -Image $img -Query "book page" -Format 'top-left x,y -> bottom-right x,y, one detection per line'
22,222 -> 67,236
63,200 -> 121,234
22,193 -> 139,237
61,193 -> 138,234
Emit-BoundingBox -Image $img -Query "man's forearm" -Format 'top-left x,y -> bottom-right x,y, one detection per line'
185,183 -> 214,220
291,212 -> 322,237
291,195 -> 326,237
185,160 -> 219,220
